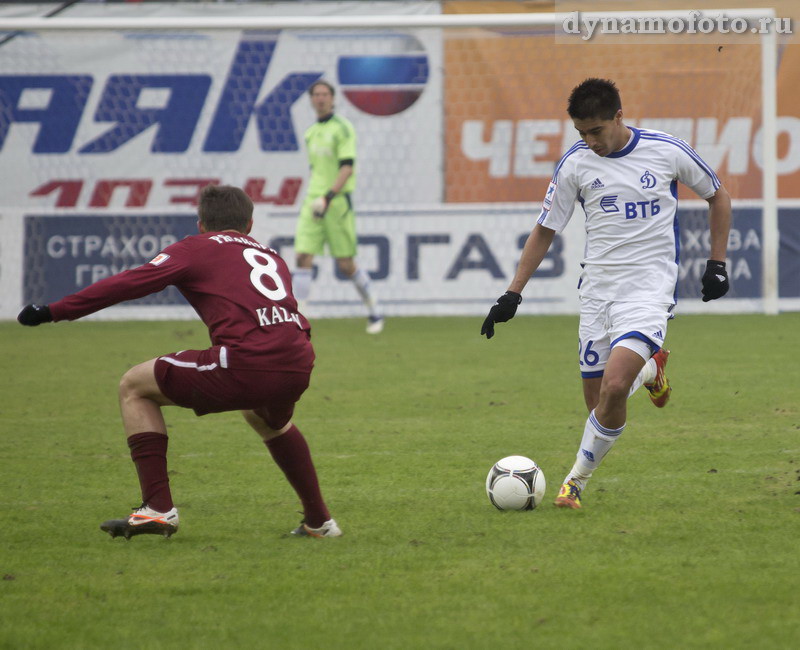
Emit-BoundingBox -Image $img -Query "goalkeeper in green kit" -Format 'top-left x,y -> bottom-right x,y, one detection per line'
293,80 -> 384,334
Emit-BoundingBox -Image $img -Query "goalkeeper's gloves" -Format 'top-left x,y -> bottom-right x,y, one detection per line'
18,304 -> 53,326
701,259 -> 729,302
311,190 -> 337,219
481,291 -> 522,339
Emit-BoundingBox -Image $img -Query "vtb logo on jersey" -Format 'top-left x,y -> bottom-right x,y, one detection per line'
640,170 -> 656,189
600,195 -> 619,213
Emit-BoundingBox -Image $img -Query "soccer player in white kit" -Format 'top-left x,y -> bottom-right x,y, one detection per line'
481,78 -> 731,509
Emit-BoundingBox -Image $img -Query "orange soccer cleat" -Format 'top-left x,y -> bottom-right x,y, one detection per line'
554,480 -> 582,509
646,348 -> 672,408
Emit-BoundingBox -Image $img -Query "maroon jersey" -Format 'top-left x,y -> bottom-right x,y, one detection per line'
49,231 -> 314,372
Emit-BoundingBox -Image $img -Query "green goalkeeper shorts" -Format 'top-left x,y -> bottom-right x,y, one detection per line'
294,193 -> 357,258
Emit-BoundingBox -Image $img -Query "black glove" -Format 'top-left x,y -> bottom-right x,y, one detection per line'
701,260 -> 729,302
18,304 -> 53,326
311,190 -> 337,218
481,291 -> 522,339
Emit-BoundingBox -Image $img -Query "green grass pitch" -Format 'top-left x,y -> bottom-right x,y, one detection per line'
2,313 -> 799,649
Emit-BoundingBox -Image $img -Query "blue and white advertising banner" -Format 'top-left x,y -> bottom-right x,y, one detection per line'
22,215 -> 197,307
9,205 -> 800,321
0,2 -> 442,212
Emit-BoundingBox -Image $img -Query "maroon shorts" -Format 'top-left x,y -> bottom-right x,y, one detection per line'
153,347 -> 310,430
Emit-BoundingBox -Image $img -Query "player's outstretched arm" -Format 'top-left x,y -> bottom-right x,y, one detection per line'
18,304 -> 53,326
702,186 -> 732,302
481,224 -> 556,339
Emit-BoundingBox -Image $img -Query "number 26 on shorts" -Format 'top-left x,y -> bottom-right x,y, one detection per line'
579,339 -> 600,367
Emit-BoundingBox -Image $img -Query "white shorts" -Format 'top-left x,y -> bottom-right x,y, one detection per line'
578,298 -> 673,378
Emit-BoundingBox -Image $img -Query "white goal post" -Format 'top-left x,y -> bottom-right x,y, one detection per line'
0,7 -> 781,317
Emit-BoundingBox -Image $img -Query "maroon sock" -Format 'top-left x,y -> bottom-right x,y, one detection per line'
127,432 -> 173,513
265,425 -> 330,528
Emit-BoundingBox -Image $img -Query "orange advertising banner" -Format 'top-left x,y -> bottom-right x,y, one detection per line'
444,3 -> 800,201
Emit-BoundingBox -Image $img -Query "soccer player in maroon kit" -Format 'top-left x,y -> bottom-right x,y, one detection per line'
17,185 -> 341,539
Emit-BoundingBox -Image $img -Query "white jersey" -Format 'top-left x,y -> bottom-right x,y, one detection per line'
538,127 -> 720,303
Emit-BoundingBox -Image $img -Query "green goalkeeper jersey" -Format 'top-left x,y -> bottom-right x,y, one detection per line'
304,113 -> 357,197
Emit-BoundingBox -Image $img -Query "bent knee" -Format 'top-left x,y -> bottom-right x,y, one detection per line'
119,360 -> 161,400
599,378 -> 631,402
118,370 -> 138,399
243,409 -> 292,440
336,258 -> 356,276
296,253 -> 314,268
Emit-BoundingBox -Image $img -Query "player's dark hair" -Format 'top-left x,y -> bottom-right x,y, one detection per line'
567,78 -> 622,120
308,79 -> 335,96
198,185 -> 253,233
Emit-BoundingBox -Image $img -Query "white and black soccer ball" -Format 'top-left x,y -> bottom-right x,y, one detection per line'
486,455 -> 546,511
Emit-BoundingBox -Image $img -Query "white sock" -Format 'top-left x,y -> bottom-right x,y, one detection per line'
563,410 -> 625,490
350,268 -> 380,318
293,268 -> 313,302
629,357 -> 657,397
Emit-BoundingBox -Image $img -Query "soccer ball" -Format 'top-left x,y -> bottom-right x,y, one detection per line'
486,456 -> 546,511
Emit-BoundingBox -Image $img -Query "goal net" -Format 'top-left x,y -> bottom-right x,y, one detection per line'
0,4 -> 784,319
